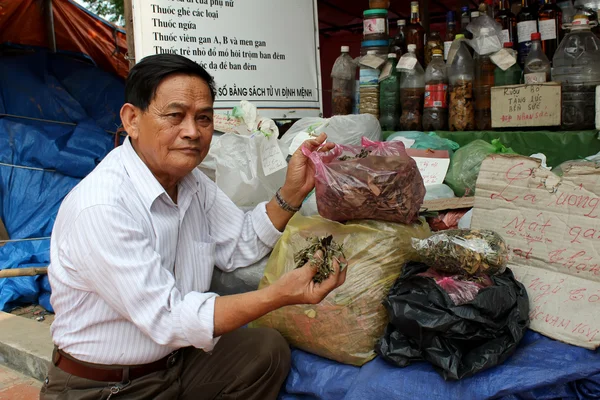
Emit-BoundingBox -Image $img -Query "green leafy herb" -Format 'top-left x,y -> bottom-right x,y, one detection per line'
294,235 -> 347,283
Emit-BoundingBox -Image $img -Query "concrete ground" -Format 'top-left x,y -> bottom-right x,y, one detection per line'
0,364 -> 42,400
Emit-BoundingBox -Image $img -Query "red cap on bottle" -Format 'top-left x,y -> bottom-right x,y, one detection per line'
503,42 -> 513,48
531,32 -> 541,41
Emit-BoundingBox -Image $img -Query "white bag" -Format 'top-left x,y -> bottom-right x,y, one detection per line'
211,133 -> 287,208
280,114 -> 382,156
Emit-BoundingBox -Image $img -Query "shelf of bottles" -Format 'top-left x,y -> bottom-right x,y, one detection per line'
331,0 -> 600,132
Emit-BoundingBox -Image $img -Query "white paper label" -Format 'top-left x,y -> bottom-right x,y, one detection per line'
364,18 -> 386,34
518,20 -> 537,43
539,19 -> 557,41
261,136 -> 287,176
491,48 -> 517,71
501,29 -> 511,45
389,137 -> 416,148
289,131 -> 316,155
524,72 -> 547,84
444,41 -> 452,60
397,56 -> 418,71
378,62 -> 393,82
411,157 -> 451,186
360,54 -> 386,69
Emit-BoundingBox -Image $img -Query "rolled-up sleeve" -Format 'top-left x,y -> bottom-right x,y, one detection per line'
201,176 -> 282,272
67,205 -> 219,351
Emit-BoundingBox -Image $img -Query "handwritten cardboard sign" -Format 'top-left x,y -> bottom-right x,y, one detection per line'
213,113 -> 243,134
491,83 -> 561,128
406,149 -> 451,186
471,154 -> 600,349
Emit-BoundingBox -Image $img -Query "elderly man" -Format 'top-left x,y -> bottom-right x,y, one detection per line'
40,54 -> 345,400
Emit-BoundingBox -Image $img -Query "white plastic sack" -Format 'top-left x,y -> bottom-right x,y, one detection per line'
211,133 -> 287,208
280,114 -> 382,157
209,256 -> 269,296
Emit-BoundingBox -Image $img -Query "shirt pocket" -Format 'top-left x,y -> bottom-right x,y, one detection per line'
178,239 -> 216,294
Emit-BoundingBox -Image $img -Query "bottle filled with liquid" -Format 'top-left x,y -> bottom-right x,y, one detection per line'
379,54 -> 400,131
517,0 -> 539,66
494,42 -> 523,85
474,27 -> 496,130
407,1 -> 426,66
496,0 -> 519,49
552,14 -> 600,129
425,31 -> 444,66
448,38 -> 475,131
423,49 -> 449,131
524,32 -> 551,83
359,50 -> 381,119
538,0 -> 563,61
392,19 -> 407,58
399,44 -> 425,130
444,11 -> 458,61
331,46 -> 356,116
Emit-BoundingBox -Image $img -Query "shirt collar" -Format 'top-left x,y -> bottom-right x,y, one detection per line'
121,137 -> 199,211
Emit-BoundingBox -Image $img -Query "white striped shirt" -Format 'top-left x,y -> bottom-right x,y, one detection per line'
48,137 -> 281,365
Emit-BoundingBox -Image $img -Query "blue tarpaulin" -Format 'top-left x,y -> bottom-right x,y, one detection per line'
281,331 -> 600,400
0,48 -> 124,311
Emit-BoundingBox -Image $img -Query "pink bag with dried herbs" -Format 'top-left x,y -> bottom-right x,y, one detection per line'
302,138 -> 425,224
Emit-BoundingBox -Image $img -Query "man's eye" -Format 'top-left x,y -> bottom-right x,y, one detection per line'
169,113 -> 182,119
197,115 -> 212,122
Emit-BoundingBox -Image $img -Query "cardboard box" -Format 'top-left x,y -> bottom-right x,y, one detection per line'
491,83 -> 561,128
471,154 -> 600,349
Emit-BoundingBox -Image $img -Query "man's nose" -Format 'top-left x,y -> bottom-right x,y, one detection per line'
180,116 -> 200,140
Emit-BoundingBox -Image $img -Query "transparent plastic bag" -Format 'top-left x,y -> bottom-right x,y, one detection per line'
466,14 -> 504,55
444,139 -> 515,197
424,183 -> 456,201
386,131 -> 460,155
280,115 -> 382,157
250,214 -> 431,366
418,268 -> 493,306
303,138 -> 426,224
411,229 -> 509,276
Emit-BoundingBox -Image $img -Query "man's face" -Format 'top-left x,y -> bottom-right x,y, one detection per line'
128,73 -> 214,182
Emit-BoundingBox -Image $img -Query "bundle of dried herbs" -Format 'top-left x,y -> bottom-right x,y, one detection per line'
294,235 -> 347,283
412,229 -> 508,276
306,140 -> 425,224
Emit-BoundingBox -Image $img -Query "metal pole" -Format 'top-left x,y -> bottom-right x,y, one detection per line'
45,0 -> 57,53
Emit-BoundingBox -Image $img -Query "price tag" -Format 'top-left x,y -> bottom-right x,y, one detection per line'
261,136 -> 287,176
360,54 -> 385,69
491,48 -> 517,71
524,72 -> 547,84
397,56 -> 417,71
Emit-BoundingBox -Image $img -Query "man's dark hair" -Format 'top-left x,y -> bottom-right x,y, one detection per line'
125,54 -> 216,111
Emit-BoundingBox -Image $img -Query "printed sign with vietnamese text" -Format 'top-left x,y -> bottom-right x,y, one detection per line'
491,83 -> 561,128
471,154 -> 600,349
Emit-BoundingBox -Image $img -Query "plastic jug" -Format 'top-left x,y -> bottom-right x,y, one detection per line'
552,15 -> 600,129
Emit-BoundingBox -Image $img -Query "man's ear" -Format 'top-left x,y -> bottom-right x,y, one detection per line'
120,103 -> 140,140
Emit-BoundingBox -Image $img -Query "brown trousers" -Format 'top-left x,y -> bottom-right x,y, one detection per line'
39,327 -> 291,400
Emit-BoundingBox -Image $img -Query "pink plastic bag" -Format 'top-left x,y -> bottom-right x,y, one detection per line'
418,268 -> 493,306
302,138 -> 426,224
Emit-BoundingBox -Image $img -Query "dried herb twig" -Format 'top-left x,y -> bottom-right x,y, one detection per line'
294,235 -> 347,283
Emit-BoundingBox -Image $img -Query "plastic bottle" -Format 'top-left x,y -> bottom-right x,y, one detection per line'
425,31 -> 444,67
379,54 -> 400,131
448,39 -> 475,131
399,44 -> 425,130
359,50 -> 381,119
331,46 -> 356,116
552,14 -> 600,129
494,42 -> 523,85
473,28 -> 496,130
524,32 -> 551,83
423,49 -> 449,131
391,20 -> 407,58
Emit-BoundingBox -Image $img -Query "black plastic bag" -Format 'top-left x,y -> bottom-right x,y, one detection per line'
376,262 -> 530,380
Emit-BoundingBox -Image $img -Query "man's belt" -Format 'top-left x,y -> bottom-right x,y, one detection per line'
53,347 -> 180,382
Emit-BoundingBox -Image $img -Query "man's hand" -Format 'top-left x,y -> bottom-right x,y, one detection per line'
279,133 -> 335,208
270,250 -> 347,306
